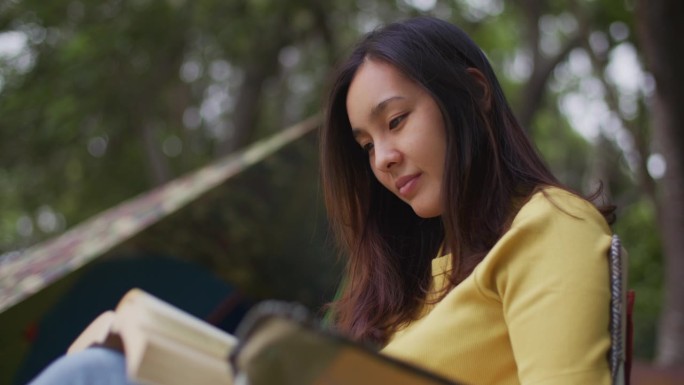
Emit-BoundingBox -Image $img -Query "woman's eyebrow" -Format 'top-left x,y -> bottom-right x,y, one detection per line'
351,96 -> 406,136
370,96 -> 405,119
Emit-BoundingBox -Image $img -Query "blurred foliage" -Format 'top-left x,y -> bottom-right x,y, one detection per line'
616,199 -> 663,358
0,0 -> 664,359
112,132 -> 341,310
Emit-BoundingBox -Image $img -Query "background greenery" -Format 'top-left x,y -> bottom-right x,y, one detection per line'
0,0 -> 677,370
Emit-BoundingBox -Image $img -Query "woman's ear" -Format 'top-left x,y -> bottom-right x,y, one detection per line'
466,68 -> 492,112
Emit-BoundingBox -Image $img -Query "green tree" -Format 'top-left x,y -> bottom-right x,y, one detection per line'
635,0 -> 684,366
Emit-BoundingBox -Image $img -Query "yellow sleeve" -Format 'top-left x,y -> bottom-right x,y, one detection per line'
479,190 -> 612,384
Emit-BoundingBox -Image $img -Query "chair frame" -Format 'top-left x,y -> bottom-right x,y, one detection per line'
608,235 -> 634,385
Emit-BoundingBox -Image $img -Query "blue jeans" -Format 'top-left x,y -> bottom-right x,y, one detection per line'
27,348 -> 139,385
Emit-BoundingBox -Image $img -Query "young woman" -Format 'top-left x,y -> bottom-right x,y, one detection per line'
28,16 -> 614,385
320,16 -> 614,385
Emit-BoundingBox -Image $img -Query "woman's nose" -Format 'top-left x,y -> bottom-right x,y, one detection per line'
373,141 -> 401,171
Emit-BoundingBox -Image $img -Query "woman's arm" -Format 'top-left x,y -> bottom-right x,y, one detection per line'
490,190 -> 612,384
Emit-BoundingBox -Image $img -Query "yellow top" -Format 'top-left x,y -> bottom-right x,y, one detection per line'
381,187 -> 612,385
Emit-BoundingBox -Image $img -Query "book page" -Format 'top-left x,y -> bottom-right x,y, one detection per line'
117,289 -> 237,358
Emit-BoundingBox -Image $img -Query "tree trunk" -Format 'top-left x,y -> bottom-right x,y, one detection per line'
217,64 -> 272,156
216,16 -> 290,157
140,121 -> 172,186
514,0 -> 583,129
635,0 -> 684,367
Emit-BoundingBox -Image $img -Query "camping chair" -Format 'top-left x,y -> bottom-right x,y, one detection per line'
608,235 -> 635,385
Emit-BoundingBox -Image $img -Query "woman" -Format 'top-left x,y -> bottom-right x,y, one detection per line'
321,16 -> 614,385
29,16 -> 614,385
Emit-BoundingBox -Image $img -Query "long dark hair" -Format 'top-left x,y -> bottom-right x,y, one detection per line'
321,17 -> 611,345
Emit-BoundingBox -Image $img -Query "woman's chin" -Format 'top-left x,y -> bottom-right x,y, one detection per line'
410,205 -> 443,219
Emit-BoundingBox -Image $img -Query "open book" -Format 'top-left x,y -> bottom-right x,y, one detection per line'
68,288 -> 237,385
69,288 -> 463,385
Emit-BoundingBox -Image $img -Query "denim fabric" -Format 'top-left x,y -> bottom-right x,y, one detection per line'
27,348 -> 139,385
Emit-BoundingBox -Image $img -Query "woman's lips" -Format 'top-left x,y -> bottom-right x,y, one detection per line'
395,174 -> 421,197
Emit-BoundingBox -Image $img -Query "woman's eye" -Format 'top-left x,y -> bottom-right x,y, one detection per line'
389,114 -> 407,129
362,142 -> 374,153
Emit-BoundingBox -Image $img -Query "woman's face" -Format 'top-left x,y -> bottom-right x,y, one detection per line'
346,59 -> 447,218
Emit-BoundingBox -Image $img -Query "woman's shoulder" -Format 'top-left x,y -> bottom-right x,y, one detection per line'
475,186 -> 613,290
510,186 -> 611,234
